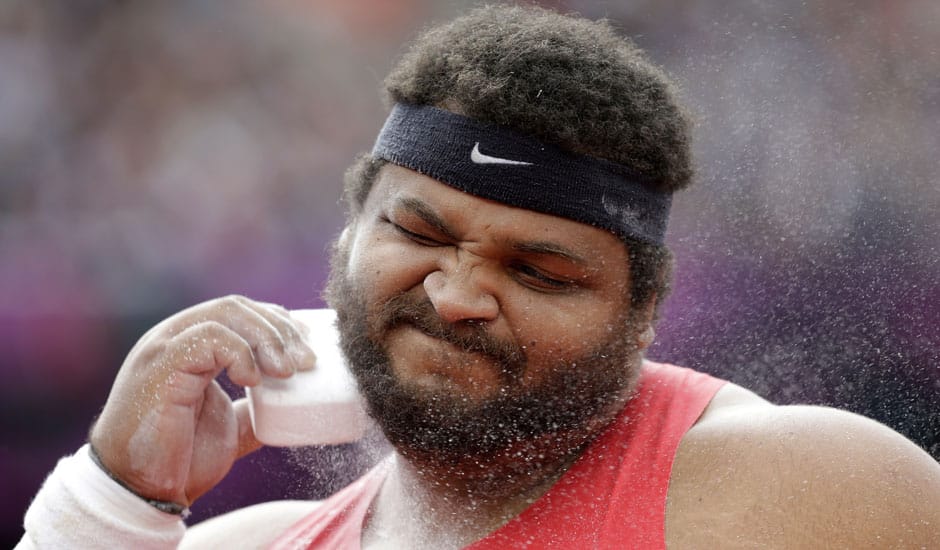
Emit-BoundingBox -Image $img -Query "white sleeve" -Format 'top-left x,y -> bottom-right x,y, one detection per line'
16,444 -> 186,550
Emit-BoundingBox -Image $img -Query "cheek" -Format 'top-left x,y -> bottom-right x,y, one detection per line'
347,230 -> 435,299
510,304 -> 623,363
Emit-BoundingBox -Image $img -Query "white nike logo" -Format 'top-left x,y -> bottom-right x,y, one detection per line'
470,142 -> 533,166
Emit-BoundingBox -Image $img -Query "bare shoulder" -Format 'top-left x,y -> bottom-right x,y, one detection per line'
667,384 -> 940,548
180,500 -> 320,550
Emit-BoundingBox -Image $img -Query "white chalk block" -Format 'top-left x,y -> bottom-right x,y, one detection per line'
246,309 -> 369,447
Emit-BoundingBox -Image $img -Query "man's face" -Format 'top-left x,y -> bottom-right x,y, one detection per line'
326,164 -> 648,460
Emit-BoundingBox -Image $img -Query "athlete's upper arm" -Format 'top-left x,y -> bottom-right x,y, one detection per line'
668,404 -> 940,548
180,500 -> 320,550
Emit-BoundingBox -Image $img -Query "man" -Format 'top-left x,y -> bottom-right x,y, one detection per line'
19,5 -> 939,549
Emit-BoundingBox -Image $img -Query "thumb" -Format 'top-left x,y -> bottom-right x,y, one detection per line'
234,398 -> 264,459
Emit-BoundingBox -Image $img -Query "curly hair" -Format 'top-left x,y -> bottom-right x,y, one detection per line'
344,5 -> 694,312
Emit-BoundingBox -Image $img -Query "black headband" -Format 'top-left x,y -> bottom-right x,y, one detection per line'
371,103 -> 672,246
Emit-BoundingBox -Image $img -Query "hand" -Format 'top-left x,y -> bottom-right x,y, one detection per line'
89,295 -> 316,507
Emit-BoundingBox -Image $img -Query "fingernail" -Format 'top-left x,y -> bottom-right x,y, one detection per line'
292,344 -> 317,370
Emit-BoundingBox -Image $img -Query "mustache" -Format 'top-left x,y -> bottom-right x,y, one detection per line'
376,294 -> 526,379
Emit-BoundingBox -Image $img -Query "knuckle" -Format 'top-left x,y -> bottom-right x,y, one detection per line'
187,319 -> 225,338
264,302 -> 290,315
217,294 -> 247,311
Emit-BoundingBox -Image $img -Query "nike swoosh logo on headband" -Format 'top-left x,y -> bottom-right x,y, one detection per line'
470,142 -> 533,166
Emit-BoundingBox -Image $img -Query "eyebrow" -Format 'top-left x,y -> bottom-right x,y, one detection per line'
511,241 -> 589,266
393,195 -> 589,265
394,196 -> 459,241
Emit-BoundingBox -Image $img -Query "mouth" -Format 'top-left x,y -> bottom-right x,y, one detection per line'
414,318 -> 523,365
372,294 -> 527,383
377,318 -> 525,387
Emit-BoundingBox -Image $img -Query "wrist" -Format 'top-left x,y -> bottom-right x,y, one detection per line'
20,444 -> 186,549
87,443 -> 190,517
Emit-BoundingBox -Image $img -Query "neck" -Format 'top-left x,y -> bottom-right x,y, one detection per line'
364,392 -> 630,549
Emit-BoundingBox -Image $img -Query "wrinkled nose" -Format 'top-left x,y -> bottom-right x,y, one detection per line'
423,268 -> 499,325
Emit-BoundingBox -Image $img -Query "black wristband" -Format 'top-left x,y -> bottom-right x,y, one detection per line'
87,444 -> 190,517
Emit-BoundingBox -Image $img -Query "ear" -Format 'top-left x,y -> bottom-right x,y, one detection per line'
637,325 -> 656,350
336,218 -> 363,251
337,226 -> 353,248
634,292 -> 658,350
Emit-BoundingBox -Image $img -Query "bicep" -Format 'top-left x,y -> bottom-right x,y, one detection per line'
667,405 -> 940,548
807,408 -> 940,546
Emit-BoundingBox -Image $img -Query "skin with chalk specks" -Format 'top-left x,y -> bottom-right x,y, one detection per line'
181,169 -> 940,549
89,296 -> 315,506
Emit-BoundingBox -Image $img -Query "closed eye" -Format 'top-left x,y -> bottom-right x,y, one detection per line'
390,220 -> 446,246
511,262 -> 576,292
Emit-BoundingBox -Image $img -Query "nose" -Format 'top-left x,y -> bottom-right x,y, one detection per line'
423,265 -> 499,325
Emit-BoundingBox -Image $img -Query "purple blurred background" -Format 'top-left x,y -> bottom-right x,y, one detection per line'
2,0 -> 937,544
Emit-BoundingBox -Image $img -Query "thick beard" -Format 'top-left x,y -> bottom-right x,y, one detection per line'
325,239 -> 642,464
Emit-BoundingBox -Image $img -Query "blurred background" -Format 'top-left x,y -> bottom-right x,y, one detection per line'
2,0 -> 937,544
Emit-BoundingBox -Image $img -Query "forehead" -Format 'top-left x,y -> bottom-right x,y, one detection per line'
365,164 -> 629,264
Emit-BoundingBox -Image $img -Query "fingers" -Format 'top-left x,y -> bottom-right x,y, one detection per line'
184,383 -> 241,504
165,321 -> 262,390
238,298 -> 317,374
163,295 -> 317,381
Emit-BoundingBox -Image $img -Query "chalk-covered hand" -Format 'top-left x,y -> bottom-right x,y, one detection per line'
89,295 -> 315,507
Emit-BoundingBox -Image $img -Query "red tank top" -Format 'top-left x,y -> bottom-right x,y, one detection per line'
270,361 -> 725,549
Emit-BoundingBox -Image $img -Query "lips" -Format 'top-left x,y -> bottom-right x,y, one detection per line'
376,295 -> 526,380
